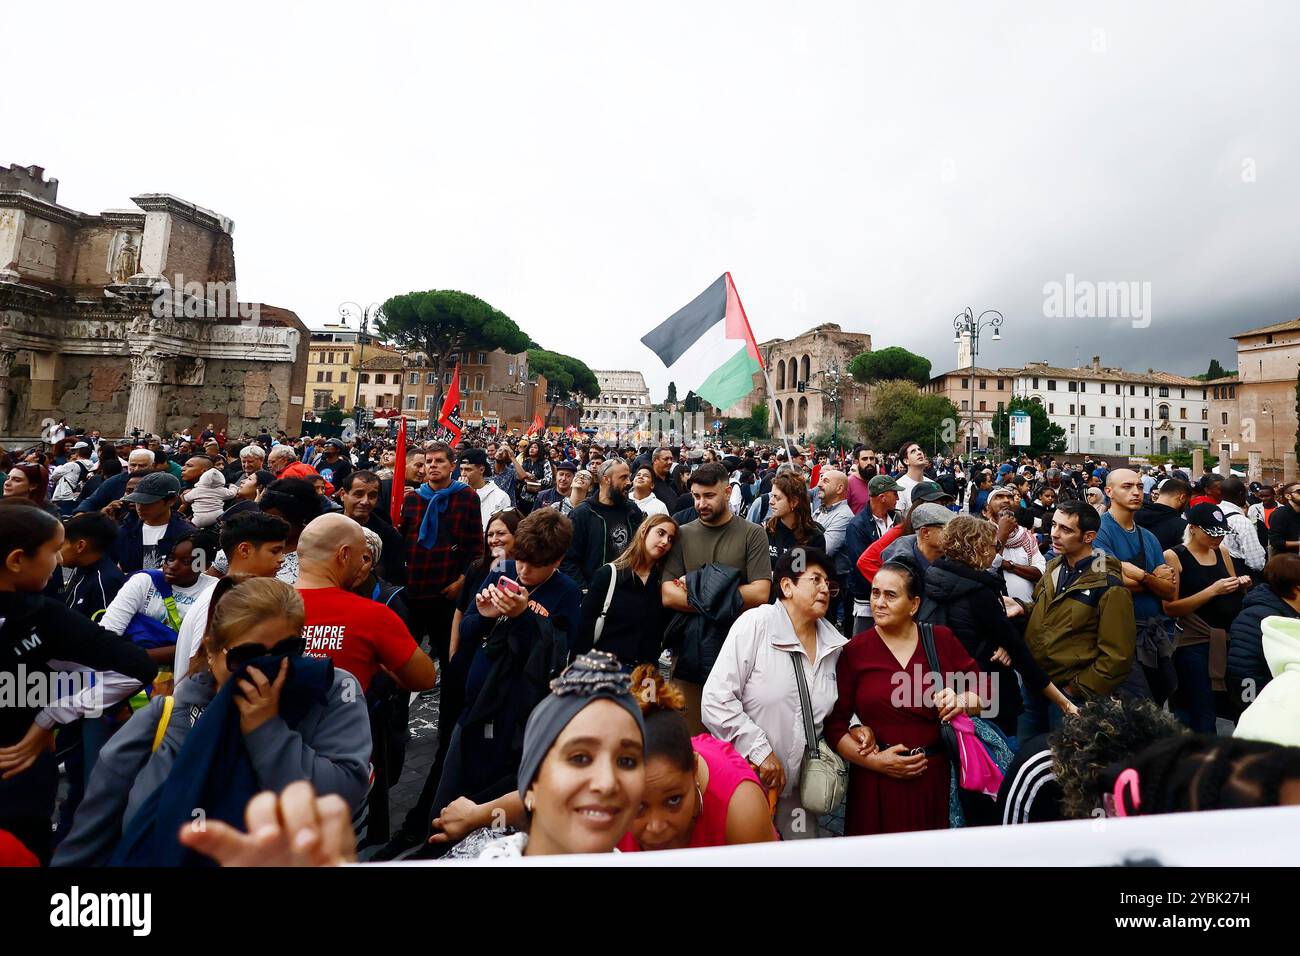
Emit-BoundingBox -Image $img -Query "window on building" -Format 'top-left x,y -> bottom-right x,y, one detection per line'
1069,405 -> 1075,415
315,371 -> 324,382
324,371 -> 333,382
1048,403 -> 1055,414
1070,423 -> 1076,434
961,377 -> 969,389
474,400 -> 482,413
1129,427 -> 1135,437
1130,444 -> 1135,454
475,374 -> 484,391
406,395 -> 417,410
997,378 -> 1005,389
1068,381 -> 1077,392
1032,377 -> 1040,388
1143,427 -> 1149,437
961,399 -> 969,410
359,373 -> 369,384
443,372 -> 452,386
409,372 -> 418,385
1221,412 -> 1228,424
340,371 -> 348,383
1158,386 -> 1169,397
1158,405 -> 1169,420
1180,389 -> 1186,399
1143,409 -> 1149,419
426,373 -> 436,386
1090,424 -> 1096,435
313,389 -> 331,410
1202,428 -> 1208,440
1201,408 -> 1207,420
1180,427 -> 1187,440
1129,385 -> 1135,395
1180,408 -> 1186,419
1047,380 -> 1057,390
1081,406 -> 1087,416
1115,443 -> 1121,452
478,352 -> 487,365
425,396 -> 436,412
1230,385 -> 1237,398
461,376 -> 468,392
376,374 -> 386,385
979,379 -> 987,389
1144,387 -> 1150,397
978,401 -> 986,411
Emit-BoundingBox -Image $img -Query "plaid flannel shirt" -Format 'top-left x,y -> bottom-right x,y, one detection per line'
400,485 -> 484,597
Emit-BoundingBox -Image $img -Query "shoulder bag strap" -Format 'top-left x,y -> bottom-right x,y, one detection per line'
787,650 -> 819,763
591,563 -> 618,646
151,695 -> 175,754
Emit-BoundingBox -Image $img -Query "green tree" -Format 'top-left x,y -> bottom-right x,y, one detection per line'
666,381 -> 678,404
990,397 -> 1067,457
847,346 -> 932,386
858,380 -> 958,454
527,349 -> 600,428
1206,358 -> 1228,380
723,402 -> 770,442
683,390 -> 702,414
320,402 -> 343,427
377,289 -> 531,409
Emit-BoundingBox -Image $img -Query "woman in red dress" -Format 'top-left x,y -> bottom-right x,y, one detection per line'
825,560 -> 985,836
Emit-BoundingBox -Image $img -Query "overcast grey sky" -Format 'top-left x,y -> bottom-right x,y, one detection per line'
7,0 -> 1298,398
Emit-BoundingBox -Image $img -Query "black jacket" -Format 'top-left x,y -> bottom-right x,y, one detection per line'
1227,584 -> 1297,695
362,513 -> 407,586
664,563 -> 743,684
573,564 -> 666,668
1135,502 -> 1188,551
921,557 -> 1050,693
843,507 -> 895,601
560,498 -> 645,590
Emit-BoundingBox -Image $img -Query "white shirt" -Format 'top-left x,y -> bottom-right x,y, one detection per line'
173,585 -> 218,682
702,602 -> 848,797
991,534 -> 1047,602
475,481 -> 514,528
895,473 -> 921,512
631,491 -> 669,516
99,571 -> 217,638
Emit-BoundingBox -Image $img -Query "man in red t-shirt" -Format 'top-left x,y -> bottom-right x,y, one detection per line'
295,513 -> 437,695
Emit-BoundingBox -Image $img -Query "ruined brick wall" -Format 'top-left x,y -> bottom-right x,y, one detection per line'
69,224 -> 119,291
164,218 -> 218,286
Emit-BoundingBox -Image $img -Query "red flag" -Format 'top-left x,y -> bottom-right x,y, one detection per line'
439,363 -> 465,447
390,415 -> 407,526
528,412 -> 544,436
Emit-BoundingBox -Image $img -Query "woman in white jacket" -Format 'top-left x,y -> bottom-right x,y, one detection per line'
701,546 -> 849,840
181,456 -> 235,528
1234,615 -> 1300,748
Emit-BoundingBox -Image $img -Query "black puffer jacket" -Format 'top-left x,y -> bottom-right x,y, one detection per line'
1227,584 -> 1297,695
559,498 -> 645,590
921,557 -> 1050,692
664,563 -> 743,684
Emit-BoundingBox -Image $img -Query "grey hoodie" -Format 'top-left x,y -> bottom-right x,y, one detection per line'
54,667 -> 371,867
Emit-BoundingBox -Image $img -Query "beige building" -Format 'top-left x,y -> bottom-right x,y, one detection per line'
718,323 -> 871,442
1222,318 -> 1300,479
0,162 -> 308,440
306,324 -> 397,413
922,366 -> 1021,453
402,348 -> 533,432
356,350 -> 405,413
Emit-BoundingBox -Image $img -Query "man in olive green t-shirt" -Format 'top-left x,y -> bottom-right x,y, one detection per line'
661,462 -> 772,732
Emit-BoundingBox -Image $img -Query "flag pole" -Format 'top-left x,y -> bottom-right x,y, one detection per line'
726,272 -> 794,464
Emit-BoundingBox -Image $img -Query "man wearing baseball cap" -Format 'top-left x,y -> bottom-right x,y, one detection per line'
113,472 -> 194,573
50,441 -> 94,516
843,473 -> 903,631
910,479 -> 956,508
316,438 -> 354,488
458,447 -> 512,527
536,459 -> 577,510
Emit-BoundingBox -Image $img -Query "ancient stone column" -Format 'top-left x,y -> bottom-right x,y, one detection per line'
1285,452 -> 1297,484
0,349 -> 15,436
1192,448 -> 1204,483
1248,450 -> 1263,484
125,351 -> 165,436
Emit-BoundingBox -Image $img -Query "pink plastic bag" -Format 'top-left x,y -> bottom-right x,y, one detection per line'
949,714 -> 1004,796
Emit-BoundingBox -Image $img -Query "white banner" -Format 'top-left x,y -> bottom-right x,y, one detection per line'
389,805 -> 1300,867
1010,412 -> 1032,447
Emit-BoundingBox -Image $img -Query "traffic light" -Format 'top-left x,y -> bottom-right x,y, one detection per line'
796,381 -> 806,393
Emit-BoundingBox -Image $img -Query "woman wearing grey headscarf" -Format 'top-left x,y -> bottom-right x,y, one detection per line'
449,650 -> 647,858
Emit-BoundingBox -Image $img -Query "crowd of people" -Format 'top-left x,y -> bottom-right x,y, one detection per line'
3,420 -> 1300,866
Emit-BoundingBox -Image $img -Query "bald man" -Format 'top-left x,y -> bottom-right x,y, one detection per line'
813,468 -> 855,635
295,514 -> 436,695
1092,468 -> 1177,700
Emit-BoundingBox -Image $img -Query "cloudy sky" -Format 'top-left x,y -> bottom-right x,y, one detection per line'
8,0 -> 1298,398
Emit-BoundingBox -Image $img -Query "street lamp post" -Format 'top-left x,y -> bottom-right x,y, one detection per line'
797,359 -> 844,462
1262,402 -> 1277,480
953,307 -> 1004,456
339,301 -> 384,417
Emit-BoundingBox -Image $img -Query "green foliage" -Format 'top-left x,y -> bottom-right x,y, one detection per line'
377,290 -> 530,362
666,381 -> 678,404
722,402 -> 770,442
320,403 -> 344,426
1164,448 -> 1218,470
847,347 -> 932,386
991,397 -> 1067,457
526,349 -> 600,399
858,380 -> 959,453
1206,358 -> 1228,380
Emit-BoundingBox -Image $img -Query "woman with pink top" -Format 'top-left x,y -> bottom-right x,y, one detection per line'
617,664 -> 776,851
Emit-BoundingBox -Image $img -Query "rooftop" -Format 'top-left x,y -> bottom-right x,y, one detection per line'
1232,317 -> 1300,339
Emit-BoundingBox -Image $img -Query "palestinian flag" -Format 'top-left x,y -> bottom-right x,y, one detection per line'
641,272 -> 764,412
